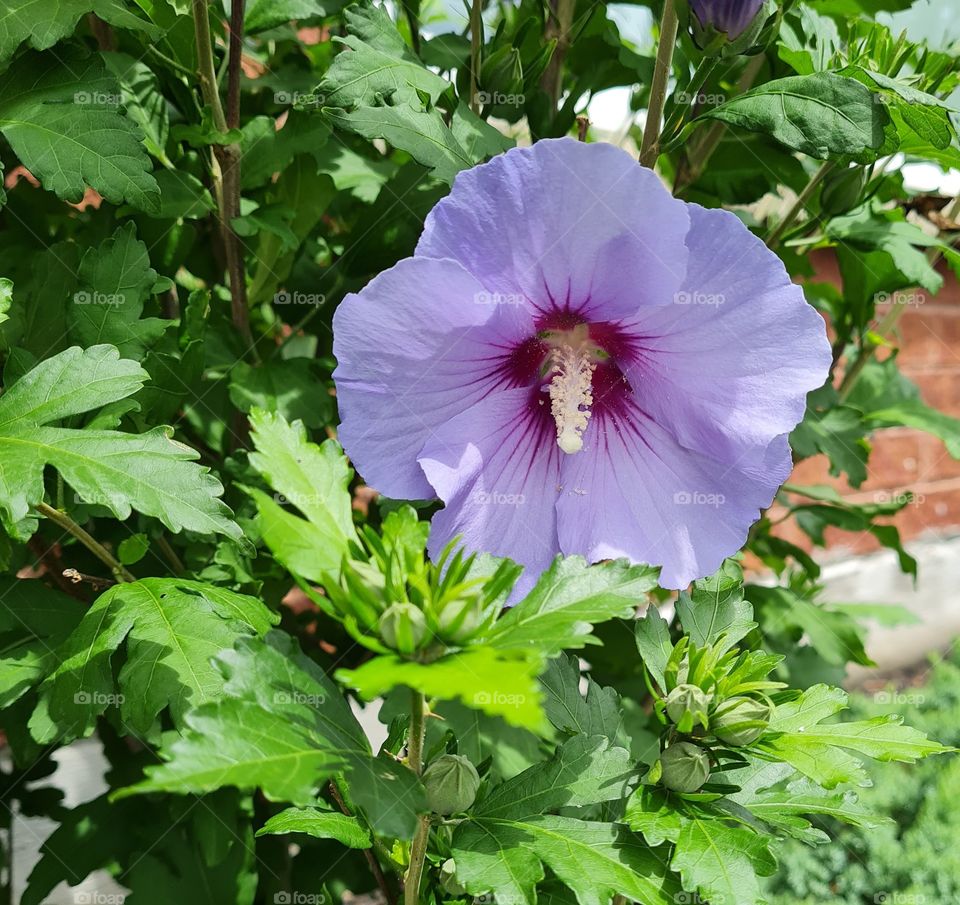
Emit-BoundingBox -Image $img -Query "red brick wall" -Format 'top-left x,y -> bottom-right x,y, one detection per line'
772,251 -> 960,556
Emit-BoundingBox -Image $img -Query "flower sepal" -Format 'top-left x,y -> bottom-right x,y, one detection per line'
690,0 -> 773,57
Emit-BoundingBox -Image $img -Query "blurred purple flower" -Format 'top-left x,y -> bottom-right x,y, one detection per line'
333,139 -> 830,592
690,0 -> 765,38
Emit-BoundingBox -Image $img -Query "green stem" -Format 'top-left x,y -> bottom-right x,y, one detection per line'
766,161 -> 834,251
404,691 -> 429,905
639,0 -> 679,168
406,816 -> 431,905
674,53 -> 763,193
469,0 -> 483,114
35,502 -> 135,584
191,0 -> 228,133
660,56 -> 719,146
155,534 -> 187,576
407,689 -> 425,775
145,43 -> 195,78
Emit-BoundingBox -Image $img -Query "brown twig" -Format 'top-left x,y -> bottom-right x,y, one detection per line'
541,0 -> 576,107
191,0 -> 256,357
226,0 -> 245,131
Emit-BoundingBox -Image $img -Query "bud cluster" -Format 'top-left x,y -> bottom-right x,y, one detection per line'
322,506 -> 521,657
650,632 -> 783,795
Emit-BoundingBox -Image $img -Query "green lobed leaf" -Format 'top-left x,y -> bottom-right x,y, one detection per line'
483,556 -> 659,656
452,815 -> 679,905
246,408 -> 356,579
699,72 -> 889,159
256,807 -> 372,848
67,223 -> 169,358
0,48 -> 160,211
245,0 -> 330,33
338,645 -> 548,732
0,345 -> 244,544
322,104 -> 475,184
671,817 -> 777,905
120,632 -> 425,837
634,605 -> 673,690
30,578 -> 277,741
540,654 -> 623,742
760,684 -> 951,787
676,559 -> 755,652
0,0 -> 158,62
624,786 -> 682,847
319,11 -> 450,109
475,735 -> 633,818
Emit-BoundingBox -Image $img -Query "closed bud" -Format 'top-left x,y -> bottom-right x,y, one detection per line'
665,683 -> 712,730
820,166 -> 868,216
378,602 -> 427,654
423,754 -> 481,815
711,696 -> 772,746
480,45 -> 523,96
435,595 -> 488,645
690,0 -> 767,56
659,741 -> 711,793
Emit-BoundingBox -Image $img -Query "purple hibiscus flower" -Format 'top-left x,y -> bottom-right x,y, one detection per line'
690,0 -> 765,39
332,139 -> 830,591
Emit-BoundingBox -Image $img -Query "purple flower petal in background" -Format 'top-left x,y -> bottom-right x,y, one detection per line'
689,0 -> 765,39
333,138 -> 831,592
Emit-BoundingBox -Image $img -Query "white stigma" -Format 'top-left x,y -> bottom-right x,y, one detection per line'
549,344 -> 595,455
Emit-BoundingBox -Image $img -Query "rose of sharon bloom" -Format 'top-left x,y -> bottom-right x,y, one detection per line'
689,0 -> 765,39
333,139 -> 830,592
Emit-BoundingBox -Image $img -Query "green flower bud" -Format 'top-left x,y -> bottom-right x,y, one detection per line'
664,683 -> 712,730
820,166 -> 868,217
659,742 -> 710,794
711,696 -> 772,746
423,754 -> 481,815
378,602 -> 427,654
434,595 -> 488,645
480,45 -> 523,96
690,0 -> 768,58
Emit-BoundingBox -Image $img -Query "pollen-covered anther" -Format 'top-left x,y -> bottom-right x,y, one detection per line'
549,345 -> 596,454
